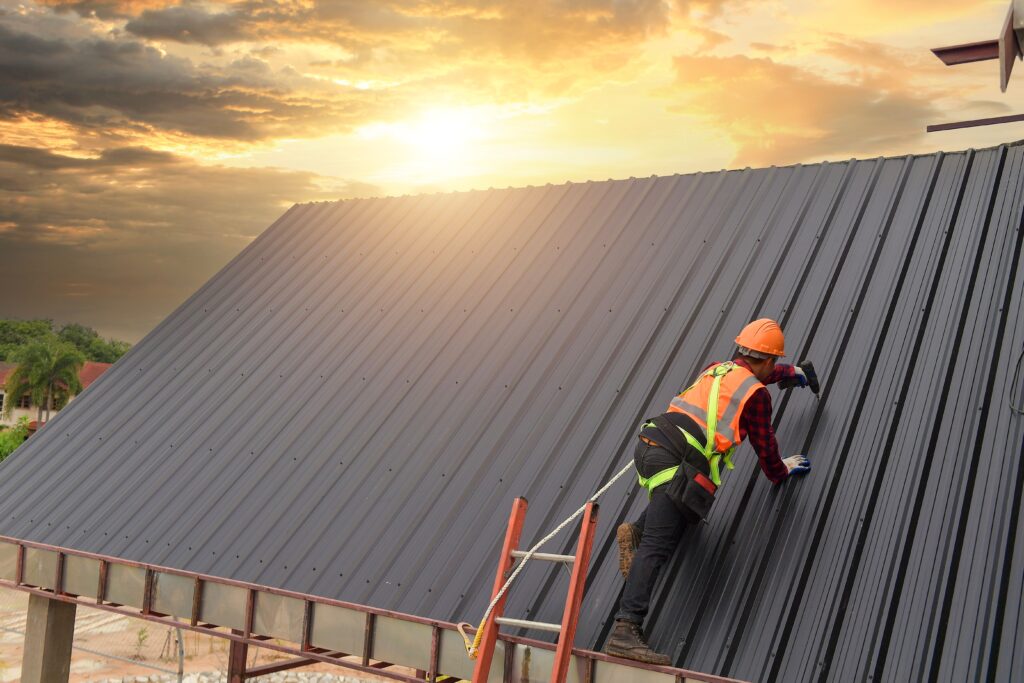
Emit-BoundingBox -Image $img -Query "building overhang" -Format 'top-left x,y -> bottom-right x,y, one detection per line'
0,534 -> 744,683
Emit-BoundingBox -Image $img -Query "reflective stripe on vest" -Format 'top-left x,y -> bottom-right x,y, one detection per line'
665,361 -> 764,486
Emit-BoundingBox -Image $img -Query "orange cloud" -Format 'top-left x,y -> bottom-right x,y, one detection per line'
74,0 -> 674,64
794,0 -> 994,36
669,53 -> 937,166
2,1 -> 674,152
36,0 -> 179,19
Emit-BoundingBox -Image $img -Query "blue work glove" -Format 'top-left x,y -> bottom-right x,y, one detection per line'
783,455 -> 811,476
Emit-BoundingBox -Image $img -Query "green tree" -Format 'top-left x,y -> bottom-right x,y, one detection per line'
2,340 -> 85,423
57,322 -> 132,363
56,322 -> 96,351
0,418 -> 30,462
87,337 -> 132,363
0,319 -> 132,364
0,320 -> 55,362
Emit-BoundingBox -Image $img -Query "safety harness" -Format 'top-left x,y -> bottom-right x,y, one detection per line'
636,362 -> 740,492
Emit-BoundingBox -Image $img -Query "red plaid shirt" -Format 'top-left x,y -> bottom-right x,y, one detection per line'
704,358 -> 795,484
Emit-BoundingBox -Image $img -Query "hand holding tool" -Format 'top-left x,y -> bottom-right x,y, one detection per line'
779,361 -> 820,395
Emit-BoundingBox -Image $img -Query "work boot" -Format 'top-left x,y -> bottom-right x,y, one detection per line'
603,619 -> 671,665
616,522 -> 641,578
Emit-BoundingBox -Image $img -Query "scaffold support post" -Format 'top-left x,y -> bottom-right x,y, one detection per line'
21,593 -> 77,683
228,633 -> 249,683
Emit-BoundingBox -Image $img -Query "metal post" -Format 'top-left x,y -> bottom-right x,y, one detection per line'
176,627 -> 185,683
472,497 -> 528,683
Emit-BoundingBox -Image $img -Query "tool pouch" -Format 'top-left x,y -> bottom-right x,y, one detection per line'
665,460 -> 715,520
647,415 -> 717,520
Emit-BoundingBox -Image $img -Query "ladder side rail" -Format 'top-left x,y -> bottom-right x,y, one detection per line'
550,501 -> 599,683
472,496 -> 529,683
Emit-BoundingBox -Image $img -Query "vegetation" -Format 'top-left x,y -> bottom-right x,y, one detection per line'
56,322 -> 132,364
133,625 -> 149,660
0,319 -> 128,422
2,340 -> 85,422
0,418 -> 29,462
0,319 -> 131,364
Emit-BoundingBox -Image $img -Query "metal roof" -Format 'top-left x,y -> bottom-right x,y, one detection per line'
0,143 -> 1022,681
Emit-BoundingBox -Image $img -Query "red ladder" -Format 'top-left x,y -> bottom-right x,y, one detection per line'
471,497 -> 599,683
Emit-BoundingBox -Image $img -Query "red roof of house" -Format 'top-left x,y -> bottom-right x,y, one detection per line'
0,360 -> 112,391
0,363 -> 15,387
79,361 -> 111,389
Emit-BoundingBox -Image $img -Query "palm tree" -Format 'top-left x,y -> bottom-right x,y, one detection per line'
2,340 -> 84,423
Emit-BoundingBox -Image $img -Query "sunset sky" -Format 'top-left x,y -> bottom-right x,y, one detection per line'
1,0 -> 1021,341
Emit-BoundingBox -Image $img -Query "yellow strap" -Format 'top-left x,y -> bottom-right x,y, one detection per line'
680,427 -> 706,454
701,363 -> 733,485
722,447 -> 735,472
638,465 -> 679,494
644,362 -> 738,490
458,621 -> 485,659
709,454 -> 721,487
707,452 -> 734,486
639,427 -> 717,490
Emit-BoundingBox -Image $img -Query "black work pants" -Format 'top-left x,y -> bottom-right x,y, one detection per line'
616,444 -> 695,625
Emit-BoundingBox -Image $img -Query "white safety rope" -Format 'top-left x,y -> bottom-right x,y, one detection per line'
460,459 -> 636,658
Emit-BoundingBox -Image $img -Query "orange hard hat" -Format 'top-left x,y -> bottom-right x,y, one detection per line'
735,318 -> 785,357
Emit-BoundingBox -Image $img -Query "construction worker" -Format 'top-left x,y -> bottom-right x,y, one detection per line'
603,319 -> 819,665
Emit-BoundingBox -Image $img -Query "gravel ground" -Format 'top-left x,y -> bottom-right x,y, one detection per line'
0,588 -> 420,683
95,675 -> 372,683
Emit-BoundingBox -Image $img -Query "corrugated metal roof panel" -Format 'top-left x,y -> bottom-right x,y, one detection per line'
0,144 -> 1021,681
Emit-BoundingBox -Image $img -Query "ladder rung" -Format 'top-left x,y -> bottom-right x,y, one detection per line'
495,617 -> 563,633
510,550 -> 575,563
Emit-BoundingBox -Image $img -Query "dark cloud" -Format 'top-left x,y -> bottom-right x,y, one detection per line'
0,144 -> 176,170
0,20 -> 387,141
125,5 -> 249,45
113,1 -> 670,62
670,53 -> 938,166
0,144 -> 379,341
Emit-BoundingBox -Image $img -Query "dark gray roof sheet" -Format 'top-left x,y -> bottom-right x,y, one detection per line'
1,143 -> 1022,681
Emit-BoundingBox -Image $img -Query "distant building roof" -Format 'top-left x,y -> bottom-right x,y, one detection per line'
79,361 -> 111,389
0,360 -> 112,392
0,144 -> 1022,681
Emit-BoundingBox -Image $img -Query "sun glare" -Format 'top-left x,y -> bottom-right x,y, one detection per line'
408,108 -> 488,154
357,107 -> 492,181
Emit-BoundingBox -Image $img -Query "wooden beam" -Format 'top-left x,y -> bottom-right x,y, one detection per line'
228,631 -> 249,683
